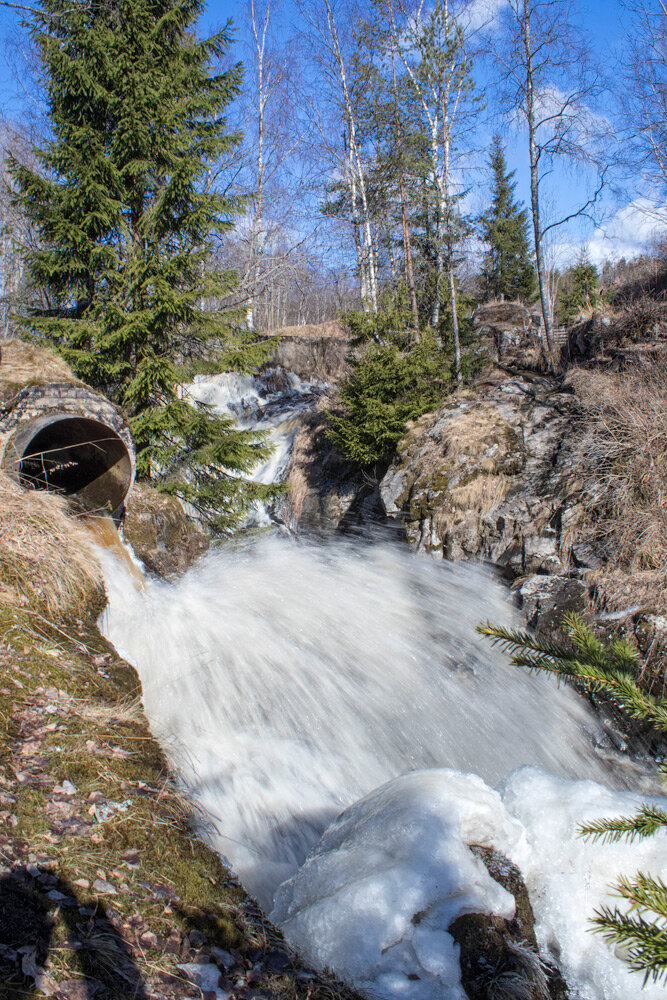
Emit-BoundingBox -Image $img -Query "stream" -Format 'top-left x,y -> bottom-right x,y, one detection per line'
100,370 -> 666,1000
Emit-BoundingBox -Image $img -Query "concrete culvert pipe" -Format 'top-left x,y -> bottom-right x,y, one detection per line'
0,382 -> 136,520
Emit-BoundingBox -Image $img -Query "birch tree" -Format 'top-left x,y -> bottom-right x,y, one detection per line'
389,0 -> 477,381
295,0 -> 379,313
497,0 -> 604,353
619,0 -> 667,202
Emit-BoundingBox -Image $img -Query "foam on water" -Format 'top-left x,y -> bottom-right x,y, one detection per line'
99,533 -> 640,909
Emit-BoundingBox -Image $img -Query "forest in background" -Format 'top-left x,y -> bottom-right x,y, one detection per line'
0,0 -> 666,345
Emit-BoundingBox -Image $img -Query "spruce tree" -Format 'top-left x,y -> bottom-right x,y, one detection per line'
479,135 -> 536,303
11,0 -> 276,530
559,249 -> 600,321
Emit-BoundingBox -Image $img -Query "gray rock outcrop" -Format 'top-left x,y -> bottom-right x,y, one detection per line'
378,368 -> 596,631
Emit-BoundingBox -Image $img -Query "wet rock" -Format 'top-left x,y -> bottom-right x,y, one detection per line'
450,845 -> 568,1000
278,394 -> 386,533
123,483 -> 209,579
518,575 -> 587,635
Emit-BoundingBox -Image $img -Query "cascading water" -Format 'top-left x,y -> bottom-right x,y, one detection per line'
100,371 -> 666,1000
188,370 -> 323,526
102,535 -> 637,905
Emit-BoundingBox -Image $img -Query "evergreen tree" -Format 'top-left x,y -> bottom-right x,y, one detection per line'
478,613 -> 667,986
326,340 -> 451,467
559,249 -> 600,321
11,0 -> 276,530
479,135 -> 536,302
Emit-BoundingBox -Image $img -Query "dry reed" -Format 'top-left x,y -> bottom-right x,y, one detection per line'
568,357 -> 667,582
0,470 -> 104,622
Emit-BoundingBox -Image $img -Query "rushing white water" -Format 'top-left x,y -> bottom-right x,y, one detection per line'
99,533 -> 649,911
188,371 -> 322,524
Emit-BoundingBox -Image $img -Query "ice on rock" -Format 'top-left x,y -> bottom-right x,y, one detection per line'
271,769 -> 526,1000
503,767 -> 667,1000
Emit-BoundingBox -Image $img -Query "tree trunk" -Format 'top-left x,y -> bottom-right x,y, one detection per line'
522,2 -> 553,355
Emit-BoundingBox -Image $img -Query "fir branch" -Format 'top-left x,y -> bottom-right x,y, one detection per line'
580,805 -> 667,844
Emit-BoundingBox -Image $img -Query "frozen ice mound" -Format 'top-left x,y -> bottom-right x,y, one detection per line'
272,767 -> 667,1000
271,769 -> 526,1000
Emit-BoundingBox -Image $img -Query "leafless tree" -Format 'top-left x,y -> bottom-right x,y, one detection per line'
387,0 -> 477,379
293,0 -> 381,314
496,0 -> 605,352
618,1 -> 667,202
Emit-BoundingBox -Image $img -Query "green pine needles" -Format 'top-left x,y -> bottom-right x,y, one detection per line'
11,0 -> 277,530
326,339 -> 453,467
478,612 -> 667,986
479,135 -> 536,303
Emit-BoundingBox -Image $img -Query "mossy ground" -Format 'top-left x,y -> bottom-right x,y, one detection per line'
0,605 -> 358,1000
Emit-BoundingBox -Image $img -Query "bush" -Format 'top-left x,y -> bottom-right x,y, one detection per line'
326,340 -> 452,467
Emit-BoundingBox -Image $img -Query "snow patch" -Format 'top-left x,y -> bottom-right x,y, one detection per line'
271,769 -> 525,1000
504,768 -> 667,1000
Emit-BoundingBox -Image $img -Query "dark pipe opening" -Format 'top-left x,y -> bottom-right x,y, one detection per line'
18,416 -> 133,515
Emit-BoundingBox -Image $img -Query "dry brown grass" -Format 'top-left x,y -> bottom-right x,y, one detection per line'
568,356 -> 667,588
0,337 -> 77,399
450,474 -> 509,519
72,695 -> 146,727
0,470 -> 104,622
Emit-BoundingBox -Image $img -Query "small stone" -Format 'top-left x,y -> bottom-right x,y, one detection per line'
177,963 -> 222,993
73,878 -> 90,889
211,948 -> 233,968
140,932 -> 158,949
87,791 -> 105,804
92,879 -> 117,895
121,848 -> 140,864
53,780 -> 76,796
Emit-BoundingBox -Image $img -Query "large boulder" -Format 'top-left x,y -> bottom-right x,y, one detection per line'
472,302 -> 543,363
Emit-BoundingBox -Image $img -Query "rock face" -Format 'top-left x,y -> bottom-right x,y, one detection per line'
472,301 -> 543,364
379,368 -> 595,631
277,394 -> 384,533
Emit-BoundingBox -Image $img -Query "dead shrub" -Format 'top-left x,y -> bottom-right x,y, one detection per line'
568,357 -> 667,582
611,296 -> 667,341
0,471 -> 104,623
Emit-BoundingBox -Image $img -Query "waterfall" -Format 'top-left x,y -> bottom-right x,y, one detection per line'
99,372 -> 665,1000
100,535 -> 652,904
187,370 -> 322,525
